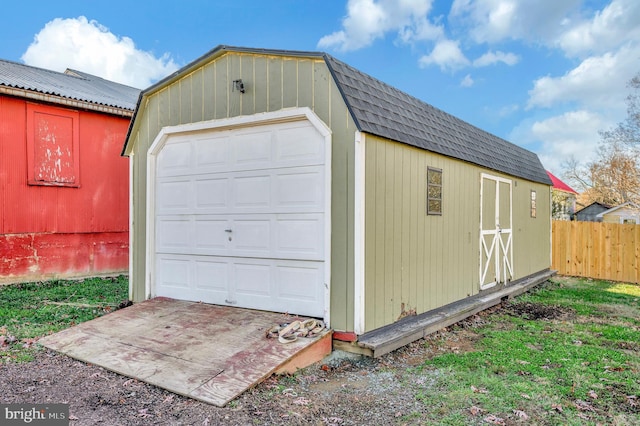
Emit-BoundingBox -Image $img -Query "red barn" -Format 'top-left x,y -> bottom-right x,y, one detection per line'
0,60 -> 139,283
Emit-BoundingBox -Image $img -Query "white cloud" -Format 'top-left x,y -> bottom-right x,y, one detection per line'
473,50 -> 519,67
21,16 -> 178,88
418,39 -> 470,71
449,0 -> 581,44
527,44 -> 639,112
318,0 -> 443,52
557,0 -> 640,57
460,74 -> 474,87
498,104 -> 519,117
523,110 -> 606,174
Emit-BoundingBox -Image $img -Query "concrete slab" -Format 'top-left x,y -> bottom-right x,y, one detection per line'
39,298 -> 331,407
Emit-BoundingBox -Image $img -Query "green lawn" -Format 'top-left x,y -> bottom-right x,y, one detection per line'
0,276 -> 128,362
411,277 -> 640,425
0,275 -> 638,424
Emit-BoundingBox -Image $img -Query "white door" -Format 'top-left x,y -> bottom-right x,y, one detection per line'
479,174 -> 513,290
152,118 -> 328,317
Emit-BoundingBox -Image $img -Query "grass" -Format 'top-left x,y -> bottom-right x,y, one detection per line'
0,276 -> 128,362
412,277 -> 640,425
0,274 -> 638,424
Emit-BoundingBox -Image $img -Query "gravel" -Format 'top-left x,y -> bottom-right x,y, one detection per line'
0,313 -> 491,425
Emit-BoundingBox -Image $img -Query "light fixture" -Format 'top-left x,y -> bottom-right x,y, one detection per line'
232,79 -> 245,93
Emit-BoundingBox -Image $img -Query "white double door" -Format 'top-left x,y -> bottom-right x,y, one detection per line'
480,174 -> 513,290
153,119 -> 327,317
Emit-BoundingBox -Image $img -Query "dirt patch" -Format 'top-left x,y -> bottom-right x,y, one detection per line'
0,314 -> 489,426
502,301 -> 575,321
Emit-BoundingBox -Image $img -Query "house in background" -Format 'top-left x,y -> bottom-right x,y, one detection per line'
122,46 -> 552,349
0,59 -> 139,284
596,202 -> 640,224
575,202 -> 612,222
547,170 -> 577,221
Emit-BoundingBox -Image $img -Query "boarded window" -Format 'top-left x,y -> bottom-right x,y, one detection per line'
26,103 -> 80,187
427,167 -> 442,215
531,190 -> 537,218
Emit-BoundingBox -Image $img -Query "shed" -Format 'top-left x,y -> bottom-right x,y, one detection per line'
0,60 -> 139,283
122,46 -> 552,342
596,202 -> 640,224
575,202 -> 612,222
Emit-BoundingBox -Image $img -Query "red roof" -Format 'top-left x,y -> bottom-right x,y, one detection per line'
546,171 -> 577,194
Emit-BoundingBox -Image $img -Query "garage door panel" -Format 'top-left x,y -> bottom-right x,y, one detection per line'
277,265 -> 322,299
231,219 -> 272,256
157,141 -> 192,177
194,219 -> 229,250
233,175 -> 271,209
195,134 -> 229,168
232,259 -> 324,317
195,178 -> 228,210
275,125 -> 324,164
275,169 -> 324,209
233,130 -> 272,166
234,262 -> 272,297
157,257 -> 191,291
276,216 -> 324,258
194,260 -> 229,293
157,219 -> 192,251
157,180 -> 191,212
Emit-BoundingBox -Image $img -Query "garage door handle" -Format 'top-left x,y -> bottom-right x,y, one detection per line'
224,229 -> 233,233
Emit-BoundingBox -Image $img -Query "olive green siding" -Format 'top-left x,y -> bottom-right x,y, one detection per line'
127,52 -> 356,331
363,135 -> 551,332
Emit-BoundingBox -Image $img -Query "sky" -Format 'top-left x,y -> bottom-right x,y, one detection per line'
1,0 -> 638,177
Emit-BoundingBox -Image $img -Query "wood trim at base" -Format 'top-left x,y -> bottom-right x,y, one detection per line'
332,331 -> 358,342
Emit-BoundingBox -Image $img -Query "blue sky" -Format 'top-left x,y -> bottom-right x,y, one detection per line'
1,0 -> 638,177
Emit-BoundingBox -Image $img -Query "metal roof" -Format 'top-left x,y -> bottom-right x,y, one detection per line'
0,59 -> 139,112
124,45 -> 551,185
546,170 -> 577,194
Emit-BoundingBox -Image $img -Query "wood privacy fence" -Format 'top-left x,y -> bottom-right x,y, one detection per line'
552,221 -> 639,283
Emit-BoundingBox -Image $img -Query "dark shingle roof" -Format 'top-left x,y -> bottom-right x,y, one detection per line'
324,55 -> 551,185
0,59 -> 139,111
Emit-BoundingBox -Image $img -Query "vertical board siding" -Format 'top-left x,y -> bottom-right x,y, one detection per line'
0,98 -> 129,233
363,135 -> 551,332
191,68 -> 203,123
552,221 -> 639,283
512,182 -> 551,277
0,95 -> 129,282
129,52 -> 356,331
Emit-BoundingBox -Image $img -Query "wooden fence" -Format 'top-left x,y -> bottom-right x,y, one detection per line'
552,221 -> 639,283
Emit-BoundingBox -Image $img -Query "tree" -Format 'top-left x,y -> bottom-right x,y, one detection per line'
564,73 -> 640,206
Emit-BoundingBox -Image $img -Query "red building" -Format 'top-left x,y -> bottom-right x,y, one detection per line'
0,60 -> 139,283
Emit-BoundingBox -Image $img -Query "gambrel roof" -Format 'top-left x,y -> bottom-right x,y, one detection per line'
0,59 -> 139,115
325,55 -> 551,185
124,46 -> 551,185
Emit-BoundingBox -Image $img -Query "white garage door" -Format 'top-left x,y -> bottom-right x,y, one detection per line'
153,118 -> 327,317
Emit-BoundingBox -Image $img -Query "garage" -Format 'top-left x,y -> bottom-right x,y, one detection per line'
124,45 -> 551,340
147,111 -> 332,318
